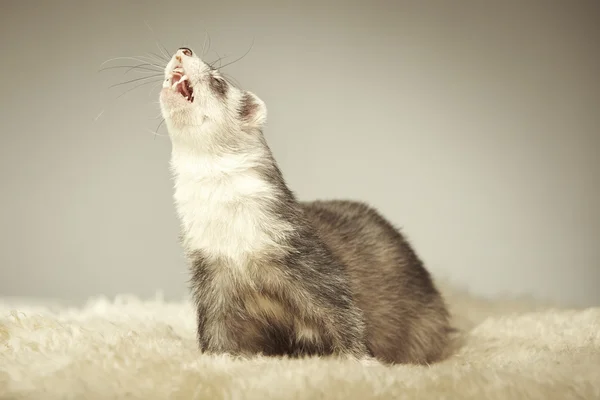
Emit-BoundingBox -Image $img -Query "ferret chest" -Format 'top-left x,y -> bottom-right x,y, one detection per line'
171,153 -> 290,262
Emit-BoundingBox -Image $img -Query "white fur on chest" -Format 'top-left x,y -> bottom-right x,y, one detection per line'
171,150 -> 291,266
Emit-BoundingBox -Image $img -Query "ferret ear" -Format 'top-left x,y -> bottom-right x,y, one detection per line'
238,91 -> 267,130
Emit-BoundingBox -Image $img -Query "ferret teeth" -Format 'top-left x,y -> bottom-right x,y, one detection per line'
180,75 -> 188,82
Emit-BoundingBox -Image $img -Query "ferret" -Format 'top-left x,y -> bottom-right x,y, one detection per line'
159,47 -> 452,364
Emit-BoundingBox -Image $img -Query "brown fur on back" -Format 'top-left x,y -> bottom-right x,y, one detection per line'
301,200 -> 451,364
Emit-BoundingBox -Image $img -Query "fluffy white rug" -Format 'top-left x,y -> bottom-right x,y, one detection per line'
1,282 -> 599,400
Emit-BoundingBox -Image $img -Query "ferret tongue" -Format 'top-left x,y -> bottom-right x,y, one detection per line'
172,72 -> 182,84
179,81 -> 190,98
172,72 -> 189,98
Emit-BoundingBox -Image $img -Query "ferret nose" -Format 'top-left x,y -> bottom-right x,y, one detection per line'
179,47 -> 193,57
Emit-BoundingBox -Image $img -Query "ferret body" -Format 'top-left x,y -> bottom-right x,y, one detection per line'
159,47 -> 451,364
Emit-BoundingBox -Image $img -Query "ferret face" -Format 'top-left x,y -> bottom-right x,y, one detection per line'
159,47 -> 267,146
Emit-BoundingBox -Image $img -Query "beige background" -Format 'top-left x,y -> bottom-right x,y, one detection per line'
1,1 -> 598,306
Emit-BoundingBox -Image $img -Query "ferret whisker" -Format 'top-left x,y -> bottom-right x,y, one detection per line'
134,55 -> 168,68
143,20 -> 172,59
159,43 -> 172,59
202,30 -> 211,57
98,64 -> 163,74
207,59 -> 220,70
124,64 -> 164,74
148,81 -> 164,95
221,73 -> 242,88
154,41 -> 171,60
148,118 -> 168,140
218,38 -> 255,70
93,109 -> 105,123
109,74 -> 164,89
146,128 -> 169,139
147,51 -> 170,64
208,50 -> 228,70
156,118 -> 166,132
100,56 -> 165,69
114,79 -> 164,99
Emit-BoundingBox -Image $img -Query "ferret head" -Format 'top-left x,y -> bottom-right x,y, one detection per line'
159,47 -> 267,150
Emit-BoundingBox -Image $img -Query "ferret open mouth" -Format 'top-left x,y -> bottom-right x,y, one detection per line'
171,67 -> 194,102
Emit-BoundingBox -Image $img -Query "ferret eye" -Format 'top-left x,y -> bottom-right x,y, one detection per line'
179,47 -> 193,57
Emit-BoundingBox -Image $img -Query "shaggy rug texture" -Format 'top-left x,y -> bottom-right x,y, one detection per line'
1,282 -> 599,400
